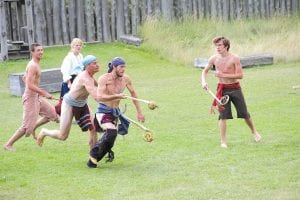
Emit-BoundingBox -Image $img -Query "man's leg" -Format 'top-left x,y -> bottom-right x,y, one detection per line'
219,119 -> 227,148
244,117 -> 261,142
3,127 -> 26,151
88,129 -> 97,149
26,117 -> 50,139
88,128 -> 117,168
37,101 -> 73,146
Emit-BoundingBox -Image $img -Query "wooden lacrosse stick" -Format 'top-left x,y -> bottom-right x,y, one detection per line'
125,95 -> 158,110
207,89 -> 229,106
293,85 -> 300,90
123,115 -> 154,142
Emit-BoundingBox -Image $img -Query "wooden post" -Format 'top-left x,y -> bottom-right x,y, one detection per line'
53,0 -> 62,44
124,0 -> 131,35
45,0 -> 54,45
61,0 -> 70,44
141,0 -> 147,22
161,0 -> 173,21
116,0 -> 125,39
85,0 -> 95,42
34,0 -> 47,45
25,0 -> 34,46
0,0 -> 8,61
95,0 -> 103,42
68,0 -> 76,40
111,0 -> 116,41
222,0 -> 230,21
102,0 -> 111,42
131,0 -> 140,35
76,0 -> 85,41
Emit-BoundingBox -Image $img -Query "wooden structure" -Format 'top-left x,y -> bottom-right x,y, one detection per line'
119,35 -> 143,46
1,0 -> 300,61
194,53 -> 273,68
9,68 -> 62,96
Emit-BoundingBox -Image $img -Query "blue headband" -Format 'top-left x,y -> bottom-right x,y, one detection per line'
108,57 -> 125,73
82,55 -> 97,69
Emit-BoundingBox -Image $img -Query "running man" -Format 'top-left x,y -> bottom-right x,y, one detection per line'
201,36 -> 261,148
3,43 -> 59,151
87,57 -> 145,168
37,55 -> 100,149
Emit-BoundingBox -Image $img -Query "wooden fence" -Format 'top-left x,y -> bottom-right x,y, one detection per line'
1,0 -> 300,60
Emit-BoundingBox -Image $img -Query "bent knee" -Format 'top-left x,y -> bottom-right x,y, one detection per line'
58,133 -> 69,141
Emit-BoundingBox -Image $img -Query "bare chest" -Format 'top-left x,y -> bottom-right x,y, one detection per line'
214,57 -> 235,73
106,78 -> 126,94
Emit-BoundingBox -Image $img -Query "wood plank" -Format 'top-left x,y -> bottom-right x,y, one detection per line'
9,68 -> 62,96
194,53 -> 273,68
119,35 -> 142,46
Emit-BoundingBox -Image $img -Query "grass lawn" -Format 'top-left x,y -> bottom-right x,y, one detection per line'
0,43 -> 299,200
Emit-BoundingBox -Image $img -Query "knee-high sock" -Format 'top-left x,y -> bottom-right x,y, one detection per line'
89,129 -> 117,162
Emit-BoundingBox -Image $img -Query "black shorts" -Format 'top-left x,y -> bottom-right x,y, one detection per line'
219,87 -> 250,120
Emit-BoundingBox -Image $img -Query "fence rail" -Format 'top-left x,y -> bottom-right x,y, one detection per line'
1,0 -> 300,60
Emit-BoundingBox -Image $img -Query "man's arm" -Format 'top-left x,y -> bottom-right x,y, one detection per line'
125,76 -> 145,122
26,64 -> 52,98
83,77 -> 99,101
201,56 -> 215,90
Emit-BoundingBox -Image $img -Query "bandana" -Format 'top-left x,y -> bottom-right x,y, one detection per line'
108,57 -> 125,73
82,55 -> 96,69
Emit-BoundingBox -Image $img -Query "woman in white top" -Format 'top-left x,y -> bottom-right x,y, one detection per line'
55,38 -> 84,115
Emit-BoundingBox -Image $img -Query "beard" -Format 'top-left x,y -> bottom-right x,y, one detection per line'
116,71 -> 123,77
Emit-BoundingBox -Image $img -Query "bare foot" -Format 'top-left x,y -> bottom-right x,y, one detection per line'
220,143 -> 228,148
253,132 -> 262,142
37,129 -> 46,147
3,144 -> 16,151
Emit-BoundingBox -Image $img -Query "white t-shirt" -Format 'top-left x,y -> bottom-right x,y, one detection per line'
61,52 -> 83,82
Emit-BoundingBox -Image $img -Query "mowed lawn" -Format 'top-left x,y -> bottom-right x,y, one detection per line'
0,43 -> 299,200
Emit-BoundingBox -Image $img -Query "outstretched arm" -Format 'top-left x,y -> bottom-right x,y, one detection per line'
125,77 -> 145,122
201,56 -> 215,90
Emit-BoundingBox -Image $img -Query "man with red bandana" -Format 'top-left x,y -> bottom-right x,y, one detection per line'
201,36 -> 261,148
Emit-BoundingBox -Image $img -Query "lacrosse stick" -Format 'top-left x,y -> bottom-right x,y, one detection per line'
207,89 -> 229,106
123,115 -> 154,142
293,85 -> 300,90
125,95 -> 158,110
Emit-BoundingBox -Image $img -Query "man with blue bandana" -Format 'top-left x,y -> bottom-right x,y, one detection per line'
87,57 -> 145,168
37,55 -> 100,149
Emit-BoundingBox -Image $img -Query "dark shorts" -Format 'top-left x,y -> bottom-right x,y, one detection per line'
219,87 -> 250,120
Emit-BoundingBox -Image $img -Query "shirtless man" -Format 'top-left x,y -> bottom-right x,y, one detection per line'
87,57 -> 145,168
37,55 -> 99,149
201,36 -> 261,148
4,43 -> 59,151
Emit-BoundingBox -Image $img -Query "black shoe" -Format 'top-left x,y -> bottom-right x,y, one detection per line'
87,159 -> 97,168
106,150 -> 114,162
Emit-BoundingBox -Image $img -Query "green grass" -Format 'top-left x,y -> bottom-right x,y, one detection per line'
0,42 -> 299,200
140,13 -> 300,64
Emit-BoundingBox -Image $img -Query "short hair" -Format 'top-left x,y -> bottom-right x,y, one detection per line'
212,36 -> 230,51
70,38 -> 83,48
30,43 -> 42,52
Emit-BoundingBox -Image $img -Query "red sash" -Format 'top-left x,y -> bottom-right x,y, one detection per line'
212,82 -> 240,111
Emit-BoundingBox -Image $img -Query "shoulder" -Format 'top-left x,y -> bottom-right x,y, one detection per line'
26,60 -> 39,71
208,54 -> 218,64
230,53 -> 240,62
98,73 -> 109,84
